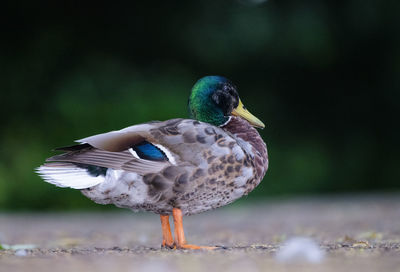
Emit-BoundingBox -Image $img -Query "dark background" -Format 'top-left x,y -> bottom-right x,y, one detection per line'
0,0 -> 399,210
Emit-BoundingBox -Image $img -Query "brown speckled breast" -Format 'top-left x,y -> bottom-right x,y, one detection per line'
222,116 -> 269,183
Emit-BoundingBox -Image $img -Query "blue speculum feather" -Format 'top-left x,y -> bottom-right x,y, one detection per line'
132,141 -> 168,161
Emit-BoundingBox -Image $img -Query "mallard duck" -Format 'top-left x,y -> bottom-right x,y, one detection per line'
37,76 -> 269,249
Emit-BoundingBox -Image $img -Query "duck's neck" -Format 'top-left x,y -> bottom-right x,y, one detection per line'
220,117 -> 265,152
221,116 -> 268,178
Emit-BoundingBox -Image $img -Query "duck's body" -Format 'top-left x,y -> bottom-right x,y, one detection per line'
37,76 -> 268,249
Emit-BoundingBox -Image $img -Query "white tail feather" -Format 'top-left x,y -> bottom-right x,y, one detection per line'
36,163 -> 106,189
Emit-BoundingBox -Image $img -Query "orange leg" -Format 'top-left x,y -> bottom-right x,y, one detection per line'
160,214 -> 174,248
172,208 -> 216,250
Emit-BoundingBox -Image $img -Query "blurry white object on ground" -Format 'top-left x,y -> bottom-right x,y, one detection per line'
15,249 -> 28,257
276,237 -> 325,264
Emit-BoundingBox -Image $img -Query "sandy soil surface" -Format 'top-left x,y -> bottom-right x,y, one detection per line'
0,194 -> 399,272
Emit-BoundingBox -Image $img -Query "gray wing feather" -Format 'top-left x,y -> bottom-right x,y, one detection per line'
46,148 -> 169,175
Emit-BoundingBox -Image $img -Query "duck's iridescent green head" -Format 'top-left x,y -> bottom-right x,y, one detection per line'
188,76 -> 265,128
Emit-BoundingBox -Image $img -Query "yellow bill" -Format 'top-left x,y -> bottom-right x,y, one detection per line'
231,99 -> 265,129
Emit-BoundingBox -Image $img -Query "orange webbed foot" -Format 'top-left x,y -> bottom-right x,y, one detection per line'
159,209 -> 219,250
172,208 -> 217,250
176,244 -> 217,250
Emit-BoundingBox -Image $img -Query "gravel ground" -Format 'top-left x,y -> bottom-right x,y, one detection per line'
1,194 -> 400,272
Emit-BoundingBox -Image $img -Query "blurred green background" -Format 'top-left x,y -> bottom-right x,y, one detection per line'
0,1 -> 399,210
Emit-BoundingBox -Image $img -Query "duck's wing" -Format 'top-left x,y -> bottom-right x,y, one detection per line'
43,121 -> 179,176
37,118 -> 241,189
44,144 -> 170,175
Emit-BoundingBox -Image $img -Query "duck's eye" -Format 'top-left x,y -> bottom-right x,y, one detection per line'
223,85 -> 232,94
222,85 -> 235,97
